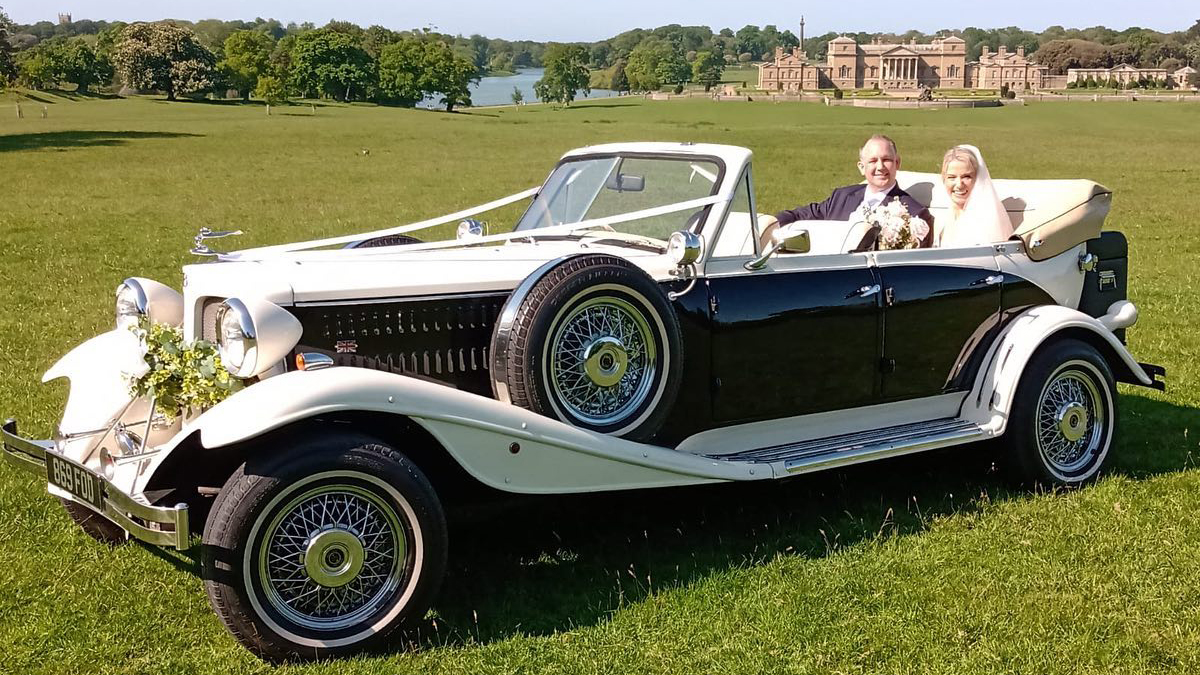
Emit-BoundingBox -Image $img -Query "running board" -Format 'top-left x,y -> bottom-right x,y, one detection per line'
705,418 -> 989,475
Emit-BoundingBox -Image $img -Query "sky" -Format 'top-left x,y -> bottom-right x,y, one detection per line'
3,1 -> 1193,42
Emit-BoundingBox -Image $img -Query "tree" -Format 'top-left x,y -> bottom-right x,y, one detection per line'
254,74 -> 287,106
376,38 -> 427,106
0,5 -> 16,85
16,49 -> 56,89
112,22 -> 216,100
612,58 -> 629,93
625,39 -> 681,91
691,50 -> 723,91
735,25 -> 764,60
219,30 -> 273,100
534,43 -> 590,105
422,39 -> 478,111
654,48 -> 690,85
51,37 -> 112,93
289,28 -> 373,100
510,86 -> 523,105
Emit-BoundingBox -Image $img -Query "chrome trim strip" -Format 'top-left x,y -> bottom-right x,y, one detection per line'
295,290 -> 511,308
2,418 -> 191,550
489,254 -> 589,403
716,418 -> 975,464
784,424 -> 986,474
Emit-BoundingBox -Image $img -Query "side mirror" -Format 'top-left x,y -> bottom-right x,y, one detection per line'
745,226 -> 810,270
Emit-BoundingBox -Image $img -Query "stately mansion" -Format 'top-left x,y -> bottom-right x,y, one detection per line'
758,35 -> 1197,92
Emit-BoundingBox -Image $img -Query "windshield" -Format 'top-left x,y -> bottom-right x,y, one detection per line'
514,155 -> 723,240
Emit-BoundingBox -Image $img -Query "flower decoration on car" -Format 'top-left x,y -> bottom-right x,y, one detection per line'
865,198 -> 929,250
125,317 -> 243,420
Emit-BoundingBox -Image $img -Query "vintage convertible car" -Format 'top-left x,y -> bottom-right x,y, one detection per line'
2,142 -> 1164,660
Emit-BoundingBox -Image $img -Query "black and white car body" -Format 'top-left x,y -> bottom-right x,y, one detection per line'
3,142 -> 1164,660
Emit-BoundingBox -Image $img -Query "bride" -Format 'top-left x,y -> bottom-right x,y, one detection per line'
934,145 -> 1014,247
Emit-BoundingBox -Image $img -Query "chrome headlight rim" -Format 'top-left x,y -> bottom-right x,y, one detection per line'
216,298 -> 258,378
115,278 -> 149,330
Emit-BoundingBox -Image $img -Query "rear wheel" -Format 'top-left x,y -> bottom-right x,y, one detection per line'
1004,339 -> 1117,487
201,433 -> 446,661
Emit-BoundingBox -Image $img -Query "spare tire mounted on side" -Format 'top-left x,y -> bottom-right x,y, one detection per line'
492,254 -> 683,442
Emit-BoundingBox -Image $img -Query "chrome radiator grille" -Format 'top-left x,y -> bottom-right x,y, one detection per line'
289,292 -> 509,396
200,297 -> 226,343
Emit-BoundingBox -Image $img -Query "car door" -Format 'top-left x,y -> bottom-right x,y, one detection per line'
704,252 -> 881,424
872,245 -> 1003,401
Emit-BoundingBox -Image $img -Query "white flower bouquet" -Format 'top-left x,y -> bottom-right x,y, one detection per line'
864,197 -> 929,250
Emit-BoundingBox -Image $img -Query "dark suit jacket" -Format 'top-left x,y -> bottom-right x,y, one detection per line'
776,183 -> 934,249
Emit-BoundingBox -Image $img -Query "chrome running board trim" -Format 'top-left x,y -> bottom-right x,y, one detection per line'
704,418 -> 987,475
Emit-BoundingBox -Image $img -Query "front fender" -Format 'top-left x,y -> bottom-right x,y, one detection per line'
159,368 -> 755,494
962,304 -> 1152,434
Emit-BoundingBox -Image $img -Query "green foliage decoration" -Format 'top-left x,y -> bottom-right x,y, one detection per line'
126,318 -> 243,421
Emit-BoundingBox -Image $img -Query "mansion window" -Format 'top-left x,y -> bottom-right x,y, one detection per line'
839,65 -> 850,78
948,65 -> 958,78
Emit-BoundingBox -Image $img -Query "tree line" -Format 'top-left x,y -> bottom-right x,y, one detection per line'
2,8 -> 1198,106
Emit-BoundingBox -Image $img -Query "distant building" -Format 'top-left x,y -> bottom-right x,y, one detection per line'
1067,64 -> 1168,87
1172,66 -> 1198,89
758,35 -> 968,92
759,33 -> 1196,93
966,45 -> 1048,90
58,13 -> 71,24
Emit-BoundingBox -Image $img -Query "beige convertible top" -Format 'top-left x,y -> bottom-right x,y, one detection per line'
896,171 -> 1113,261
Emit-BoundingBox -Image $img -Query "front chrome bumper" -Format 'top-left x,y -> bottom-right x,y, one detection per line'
2,418 -> 191,550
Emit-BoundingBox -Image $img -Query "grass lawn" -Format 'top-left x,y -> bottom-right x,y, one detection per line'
0,96 -> 1197,674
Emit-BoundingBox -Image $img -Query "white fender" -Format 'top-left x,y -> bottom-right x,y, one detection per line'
161,367 -> 760,494
42,330 -> 142,463
963,304 -> 1151,434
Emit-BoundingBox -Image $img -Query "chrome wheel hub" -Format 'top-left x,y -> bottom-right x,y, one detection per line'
258,484 -> 405,630
582,336 -> 629,387
548,294 -> 658,426
1055,402 -> 1089,443
303,528 -> 365,588
1036,366 -> 1105,474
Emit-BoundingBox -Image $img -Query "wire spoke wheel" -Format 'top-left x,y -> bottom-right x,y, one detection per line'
1005,341 -> 1116,488
258,483 -> 405,631
548,296 -> 658,426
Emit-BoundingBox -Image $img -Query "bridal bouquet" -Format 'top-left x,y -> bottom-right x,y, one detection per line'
865,198 -> 929,250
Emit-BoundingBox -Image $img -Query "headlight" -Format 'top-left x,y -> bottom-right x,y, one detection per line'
115,277 -> 184,330
216,299 -> 257,376
215,297 -> 304,379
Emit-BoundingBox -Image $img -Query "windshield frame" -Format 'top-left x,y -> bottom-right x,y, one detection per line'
515,151 -> 728,234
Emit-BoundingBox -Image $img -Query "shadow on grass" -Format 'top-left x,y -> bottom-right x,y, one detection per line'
405,392 -> 1196,650
0,130 -> 204,153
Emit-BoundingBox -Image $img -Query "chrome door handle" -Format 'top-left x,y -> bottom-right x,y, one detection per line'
971,274 -> 1004,286
847,284 -> 881,299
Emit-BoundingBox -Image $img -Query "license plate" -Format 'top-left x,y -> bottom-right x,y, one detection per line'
47,453 -> 105,512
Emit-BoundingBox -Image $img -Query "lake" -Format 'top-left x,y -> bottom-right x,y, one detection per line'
419,68 -> 619,108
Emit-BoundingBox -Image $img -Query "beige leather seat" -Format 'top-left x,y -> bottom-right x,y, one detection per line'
896,171 -> 1112,261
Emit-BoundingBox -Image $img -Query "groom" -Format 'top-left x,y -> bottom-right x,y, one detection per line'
775,134 -> 933,248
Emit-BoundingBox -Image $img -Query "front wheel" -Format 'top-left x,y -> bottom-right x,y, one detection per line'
201,434 -> 447,661
1003,339 -> 1117,487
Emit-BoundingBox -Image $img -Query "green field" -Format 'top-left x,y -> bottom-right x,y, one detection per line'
1,95 -> 1197,674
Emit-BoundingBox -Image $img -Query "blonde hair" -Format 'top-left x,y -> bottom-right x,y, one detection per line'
941,146 -> 978,175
